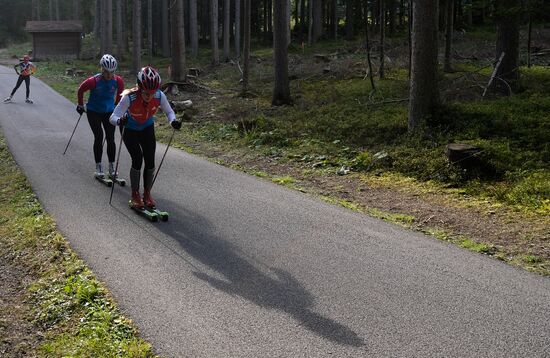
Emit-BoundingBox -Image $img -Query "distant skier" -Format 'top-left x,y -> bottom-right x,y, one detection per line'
109,66 -> 181,210
77,54 -> 125,180
4,55 -> 37,104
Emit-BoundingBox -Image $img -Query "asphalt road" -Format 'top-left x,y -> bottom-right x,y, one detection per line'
1,65 -> 549,357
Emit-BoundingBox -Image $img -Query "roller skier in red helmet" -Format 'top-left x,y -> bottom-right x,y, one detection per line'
109,66 -> 181,210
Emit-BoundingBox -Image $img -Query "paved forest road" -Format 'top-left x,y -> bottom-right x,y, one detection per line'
1,66 -> 549,357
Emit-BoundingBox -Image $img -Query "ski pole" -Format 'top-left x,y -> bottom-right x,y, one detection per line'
109,126 -> 125,205
63,113 -> 83,155
151,125 -> 177,189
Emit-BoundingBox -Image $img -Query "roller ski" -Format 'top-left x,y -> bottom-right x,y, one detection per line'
4,96 -> 12,103
107,163 -> 126,186
108,171 -> 126,186
95,173 -> 113,187
143,190 -> 169,221
25,98 -> 33,104
94,164 -> 113,187
129,190 -> 159,222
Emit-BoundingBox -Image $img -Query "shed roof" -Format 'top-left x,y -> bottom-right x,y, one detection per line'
25,21 -> 83,33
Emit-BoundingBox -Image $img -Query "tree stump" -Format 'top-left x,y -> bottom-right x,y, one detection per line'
188,68 -> 200,77
445,143 -> 491,177
445,143 -> 481,163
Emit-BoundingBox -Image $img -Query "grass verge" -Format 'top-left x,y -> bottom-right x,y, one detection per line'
0,131 -> 157,357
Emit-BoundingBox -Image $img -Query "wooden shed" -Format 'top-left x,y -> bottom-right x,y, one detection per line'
25,21 -> 83,60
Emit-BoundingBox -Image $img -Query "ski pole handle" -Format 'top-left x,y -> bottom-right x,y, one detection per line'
63,113 -> 83,155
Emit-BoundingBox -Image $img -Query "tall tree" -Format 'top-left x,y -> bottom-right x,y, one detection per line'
211,0 -> 220,65
364,0 -> 375,90
312,0 -> 323,42
345,0 -> 354,39
49,0 -> 53,20
223,0 -> 231,61
94,0 -> 100,39
408,0 -> 439,132
116,0 -> 123,60
55,0 -> 59,20
332,0 -> 338,39
235,0 -> 241,57
190,0 -> 199,57
171,0 -> 187,82
379,0 -> 385,79
493,0 -> 521,93
147,0 -> 153,63
272,0 -> 291,105
73,0 -> 79,20
242,0 -> 251,93
132,0 -> 141,74
444,0 -> 454,72
162,0 -> 170,57
104,0 -> 113,54
32,0 -> 40,20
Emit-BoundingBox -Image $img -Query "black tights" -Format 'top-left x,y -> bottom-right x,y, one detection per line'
123,125 -> 156,171
11,75 -> 30,98
87,110 -> 116,163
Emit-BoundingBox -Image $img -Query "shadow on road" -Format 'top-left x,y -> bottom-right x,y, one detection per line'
144,196 -> 366,348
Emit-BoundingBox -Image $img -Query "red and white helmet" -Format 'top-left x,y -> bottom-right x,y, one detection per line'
23,55 -> 30,62
137,66 -> 161,91
100,54 -> 117,72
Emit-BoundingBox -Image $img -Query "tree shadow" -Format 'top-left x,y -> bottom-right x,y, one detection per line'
152,196 -> 365,347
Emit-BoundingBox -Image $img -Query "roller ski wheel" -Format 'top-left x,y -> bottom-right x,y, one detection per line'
108,173 -> 126,186
129,201 -> 159,222
94,173 -> 113,187
146,206 -> 169,222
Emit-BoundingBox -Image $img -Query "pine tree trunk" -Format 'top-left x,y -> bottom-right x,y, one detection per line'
379,0 -> 385,79
332,0 -> 337,39
73,0 -> 79,20
211,0 -> 220,65
116,0 -> 124,60
55,0 -> 59,20
132,0 -> 141,74
408,0 -> 439,132
312,0 -> 322,42
235,0 -> 241,57
444,0 -> 453,72
224,0 -> 231,61
105,0 -> 113,54
345,0 -> 354,40
272,0 -> 291,105
147,0 -> 153,63
49,0 -> 53,21
162,0 -> 171,57
189,0 -> 198,57
171,0 -> 187,82
308,0 -> 313,44
243,0 -> 251,93
493,0 -> 521,93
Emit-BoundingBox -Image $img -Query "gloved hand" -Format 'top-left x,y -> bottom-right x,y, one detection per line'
118,114 -> 128,126
76,105 -> 85,115
171,120 -> 182,130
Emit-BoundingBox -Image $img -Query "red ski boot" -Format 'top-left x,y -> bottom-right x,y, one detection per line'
130,190 -> 144,209
143,190 -> 156,209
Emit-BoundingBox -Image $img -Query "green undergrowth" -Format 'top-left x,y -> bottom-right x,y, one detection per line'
0,133 -> 156,357
161,63 -> 549,215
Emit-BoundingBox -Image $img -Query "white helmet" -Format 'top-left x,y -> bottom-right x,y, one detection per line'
100,54 -> 117,72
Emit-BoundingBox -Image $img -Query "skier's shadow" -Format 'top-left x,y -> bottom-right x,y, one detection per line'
151,196 -> 365,348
